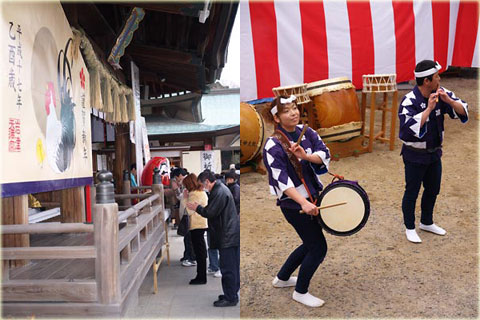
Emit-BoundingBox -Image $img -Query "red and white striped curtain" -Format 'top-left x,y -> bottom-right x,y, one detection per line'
240,0 -> 479,101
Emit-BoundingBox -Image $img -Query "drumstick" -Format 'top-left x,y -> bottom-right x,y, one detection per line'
299,201 -> 347,214
296,124 -> 309,145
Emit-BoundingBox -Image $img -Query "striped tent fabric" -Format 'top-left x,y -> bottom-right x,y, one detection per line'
240,0 -> 479,101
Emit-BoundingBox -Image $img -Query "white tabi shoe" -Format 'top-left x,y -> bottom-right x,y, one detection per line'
405,229 -> 422,243
272,276 -> 297,288
292,291 -> 325,307
419,223 -> 446,235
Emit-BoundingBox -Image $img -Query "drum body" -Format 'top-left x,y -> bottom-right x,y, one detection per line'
240,102 -> 265,164
306,77 -> 361,129
316,180 -> 370,236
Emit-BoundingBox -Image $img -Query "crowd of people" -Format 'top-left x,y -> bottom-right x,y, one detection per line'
167,165 -> 240,307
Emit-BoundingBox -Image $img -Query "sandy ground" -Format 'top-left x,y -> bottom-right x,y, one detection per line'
240,75 -> 478,318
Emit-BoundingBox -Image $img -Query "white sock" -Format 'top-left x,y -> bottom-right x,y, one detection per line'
272,276 -> 297,288
292,291 -> 325,307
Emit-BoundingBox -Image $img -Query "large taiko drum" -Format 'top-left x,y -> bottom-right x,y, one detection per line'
316,180 -> 370,236
306,77 -> 362,140
240,102 -> 265,164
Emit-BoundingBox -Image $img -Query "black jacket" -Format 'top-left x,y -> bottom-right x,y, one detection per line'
197,180 -> 240,249
227,182 -> 240,215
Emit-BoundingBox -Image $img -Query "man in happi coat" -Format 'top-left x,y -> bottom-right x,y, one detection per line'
398,60 -> 468,243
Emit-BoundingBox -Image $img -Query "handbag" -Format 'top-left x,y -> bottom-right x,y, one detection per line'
177,212 -> 190,236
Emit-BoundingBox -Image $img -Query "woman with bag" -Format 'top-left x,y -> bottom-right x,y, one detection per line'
262,95 -> 331,307
182,173 -> 209,284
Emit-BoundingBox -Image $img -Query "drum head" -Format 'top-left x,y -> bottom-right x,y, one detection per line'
317,181 -> 370,236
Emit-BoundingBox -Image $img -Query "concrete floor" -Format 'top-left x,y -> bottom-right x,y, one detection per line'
124,229 -> 240,319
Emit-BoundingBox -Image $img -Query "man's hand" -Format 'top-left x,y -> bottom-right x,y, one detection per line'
186,201 -> 199,212
437,88 -> 453,104
427,92 -> 438,111
436,88 -> 466,116
301,201 -> 319,216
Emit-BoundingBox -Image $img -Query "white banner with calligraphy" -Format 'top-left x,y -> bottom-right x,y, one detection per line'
1,2 -> 93,197
201,151 -> 216,173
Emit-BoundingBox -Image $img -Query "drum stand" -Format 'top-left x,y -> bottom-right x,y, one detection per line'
360,74 -> 398,152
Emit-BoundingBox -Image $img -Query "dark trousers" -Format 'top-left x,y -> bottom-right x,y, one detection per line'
402,159 -> 442,229
190,229 -> 207,281
183,231 -> 196,261
277,207 -> 327,294
219,246 -> 240,302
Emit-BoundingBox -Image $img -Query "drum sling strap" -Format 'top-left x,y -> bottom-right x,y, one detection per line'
272,129 -> 317,206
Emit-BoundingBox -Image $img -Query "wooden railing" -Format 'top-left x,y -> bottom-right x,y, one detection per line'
1,221 -> 97,303
1,169 -> 168,316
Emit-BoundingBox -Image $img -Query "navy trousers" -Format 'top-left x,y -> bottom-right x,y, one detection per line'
190,229 -> 207,281
219,246 -> 240,302
402,159 -> 442,230
277,207 -> 327,294
183,231 -> 196,261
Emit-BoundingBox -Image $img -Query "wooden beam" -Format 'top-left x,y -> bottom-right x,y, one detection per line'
2,301 -> 122,318
1,223 -> 93,235
149,125 -> 240,143
1,246 -> 96,260
2,280 -> 97,302
118,3 -> 203,16
127,44 -> 196,65
114,193 -> 152,200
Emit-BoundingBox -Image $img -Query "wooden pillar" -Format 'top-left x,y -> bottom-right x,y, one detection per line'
94,171 -> 121,304
1,195 -> 29,268
60,187 -> 86,223
390,91 -> 399,151
368,91 -> 376,153
360,92 -> 367,136
114,123 -> 130,194
381,92 -> 388,139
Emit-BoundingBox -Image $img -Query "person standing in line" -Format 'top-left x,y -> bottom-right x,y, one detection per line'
225,171 -> 240,215
182,173 -> 209,285
187,170 -> 240,307
172,167 -> 196,266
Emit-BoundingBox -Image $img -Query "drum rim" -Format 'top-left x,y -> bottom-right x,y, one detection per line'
316,180 -> 370,236
306,78 -> 355,96
306,77 -> 351,87
272,83 -> 308,91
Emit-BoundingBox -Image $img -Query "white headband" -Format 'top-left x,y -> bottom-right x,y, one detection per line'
271,95 -> 297,116
414,61 -> 441,78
